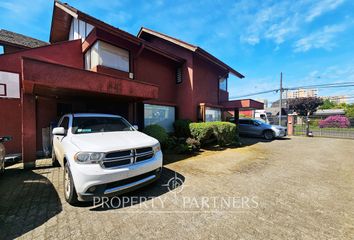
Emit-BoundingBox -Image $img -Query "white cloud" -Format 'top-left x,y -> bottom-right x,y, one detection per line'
306,0 -> 345,22
235,0 -> 347,48
293,24 -> 347,52
265,17 -> 299,44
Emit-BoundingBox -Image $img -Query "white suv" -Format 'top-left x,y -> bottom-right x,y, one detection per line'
52,113 -> 162,204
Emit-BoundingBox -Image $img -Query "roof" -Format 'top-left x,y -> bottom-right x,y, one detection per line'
313,109 -> 345,116
138,27 -> 245,79
222,99 -> 264,110
50,1 -> 184,63
0,29 -> 48,49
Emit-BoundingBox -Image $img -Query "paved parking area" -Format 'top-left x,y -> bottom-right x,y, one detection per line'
0,136 -> 354,239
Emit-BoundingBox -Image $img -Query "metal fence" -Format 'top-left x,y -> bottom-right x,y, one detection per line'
267,116 -> 288,127
293,117 -> 354,139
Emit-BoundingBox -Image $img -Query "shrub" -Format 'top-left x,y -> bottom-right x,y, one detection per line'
143,124 -> 168,146
165,136 -> 178,150
189,122 -> 238,146
174,143 -> 190,154
309,119 -> 320,127
186,137 -> 200,151
319,115 -> 350,128
173,119 -> 192,138
213,122 -> 238,146
189,122 -> 214,144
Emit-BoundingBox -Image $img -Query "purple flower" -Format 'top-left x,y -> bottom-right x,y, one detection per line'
319,115 -> 351,128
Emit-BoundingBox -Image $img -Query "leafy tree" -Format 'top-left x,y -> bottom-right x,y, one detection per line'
319,99 -> 337,109
288,97 -> 323,136
344,104 -> 354,118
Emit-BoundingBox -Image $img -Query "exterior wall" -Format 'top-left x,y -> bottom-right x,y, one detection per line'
4,45 -> 26,54
239,110 -> 253,117
142,37 -> 231,121
0,40 -> 83,154
137,50 -> 177,104
143,37 -> 195,120
193,54 -> 227,106
36,97 -> 57,154
0,98 -> 21,153
0,40 -> 83,73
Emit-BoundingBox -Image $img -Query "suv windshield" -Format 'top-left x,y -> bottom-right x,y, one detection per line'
72,117 -> 134,134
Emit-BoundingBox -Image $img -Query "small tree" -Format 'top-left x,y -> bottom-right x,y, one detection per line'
344,104 -> 354,118
288,97 -> 323,136
319,99 -> 337,109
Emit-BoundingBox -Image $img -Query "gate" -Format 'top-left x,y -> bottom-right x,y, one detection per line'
293,116 -> 354,139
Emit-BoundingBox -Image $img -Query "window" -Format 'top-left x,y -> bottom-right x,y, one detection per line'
0,46 -> 3,55
0,83 -> 6,96
176,67 -> 182,84
69,18 -> 94,42
205,107 -> 221,122
239,119 -> 252,125
144,104 -> 175,132
72,117 -> 133,134
85,41 -> 130,72
219,76 -> 227,91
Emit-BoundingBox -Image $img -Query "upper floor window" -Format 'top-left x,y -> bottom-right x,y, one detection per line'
85,41 -> 130,72
69,18 -> 94,42
219,76 -> 228,91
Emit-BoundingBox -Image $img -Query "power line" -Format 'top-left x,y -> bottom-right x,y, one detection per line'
229,81 -> 354,99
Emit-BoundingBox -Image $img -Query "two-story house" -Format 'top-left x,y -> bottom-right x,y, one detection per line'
0,1 -> 263,168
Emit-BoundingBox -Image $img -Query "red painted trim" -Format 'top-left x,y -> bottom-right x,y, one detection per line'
21,57 -> 159,99
143,100 -> 177,106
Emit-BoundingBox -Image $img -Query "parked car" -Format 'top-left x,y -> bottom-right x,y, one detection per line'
52,113 -> 162,204
0,136 -> 12,175
236,118 -> 287,140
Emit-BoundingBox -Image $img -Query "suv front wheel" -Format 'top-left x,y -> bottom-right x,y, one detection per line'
64,162 -> 78,205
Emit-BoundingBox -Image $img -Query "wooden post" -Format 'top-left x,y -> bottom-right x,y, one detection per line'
287,115 -> 294,136
22,93 -> 37,168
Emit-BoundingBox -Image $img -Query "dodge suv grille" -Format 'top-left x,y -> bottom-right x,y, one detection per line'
101,147 -> 154,169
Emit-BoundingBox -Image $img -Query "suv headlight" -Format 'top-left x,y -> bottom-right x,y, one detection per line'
74,152 -> 105,164
152,143 -> 161,153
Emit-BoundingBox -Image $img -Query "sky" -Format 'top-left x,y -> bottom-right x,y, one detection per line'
1,0 -> 354,104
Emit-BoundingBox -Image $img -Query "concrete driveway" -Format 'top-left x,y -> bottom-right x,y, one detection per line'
0,136 -> 353,239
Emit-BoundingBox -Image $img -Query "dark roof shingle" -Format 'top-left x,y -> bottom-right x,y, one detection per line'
0,29 -> 48,49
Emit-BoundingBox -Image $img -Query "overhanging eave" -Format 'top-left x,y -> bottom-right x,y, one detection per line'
21,57 -> 158,100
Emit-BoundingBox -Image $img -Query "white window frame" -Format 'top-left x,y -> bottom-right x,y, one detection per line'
69,18 -> 94,42
85,41 -> 130,72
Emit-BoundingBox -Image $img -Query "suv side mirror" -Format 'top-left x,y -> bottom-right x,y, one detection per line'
133,125 -> 139,130
52,127 -> 66,135
0,136 -> 12,143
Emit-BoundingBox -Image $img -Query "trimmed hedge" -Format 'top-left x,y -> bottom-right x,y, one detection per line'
189,121 -> 238,146
173,119 -> 192,138
143,124 -> 168,146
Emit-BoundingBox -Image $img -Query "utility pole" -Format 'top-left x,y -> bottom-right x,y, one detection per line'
279,72 -> 283,126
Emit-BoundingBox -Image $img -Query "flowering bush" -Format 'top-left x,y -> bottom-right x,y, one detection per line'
319,115 -> 351,128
